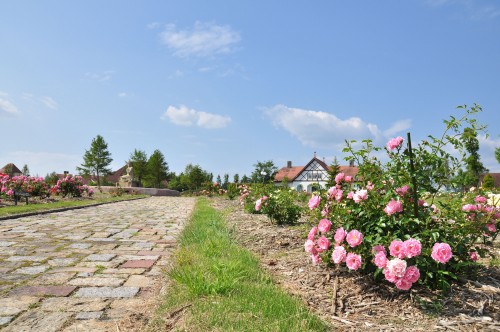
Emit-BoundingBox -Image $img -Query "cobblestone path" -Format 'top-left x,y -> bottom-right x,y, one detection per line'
0,196 -> 196,331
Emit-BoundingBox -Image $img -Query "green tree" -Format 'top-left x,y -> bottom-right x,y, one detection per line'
326,157 -> 341,187
129,149 -> 148,186
233,173 -> 240,183
222,173 -> 229,189
251,160 -> 278,183
45,171 -> 59,186
482,174 -> 494,189
145,149 -> 169,188
216,174 -> 222,185
22,164 -> 30,176
180,164 -> 211,191
77,135 -> 113,187
462,127 -> 488,188
241,175 -> 249,183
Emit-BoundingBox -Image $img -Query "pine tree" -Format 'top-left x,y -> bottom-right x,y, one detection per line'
326,157 -> 341,187
129,149 -> 148,186
145,149 -> 169,188
77,135 -> 113,187
22,164 -> 30,176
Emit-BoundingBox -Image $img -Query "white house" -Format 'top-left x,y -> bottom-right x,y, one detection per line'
274,153 -> 358,192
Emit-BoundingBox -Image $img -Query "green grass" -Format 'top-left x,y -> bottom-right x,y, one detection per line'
0,194 -> 149,217
150,198 -> 329,332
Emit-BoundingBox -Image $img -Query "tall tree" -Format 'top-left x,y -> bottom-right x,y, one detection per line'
241,175 -> 249,183
251,160 -> 278,183
326,157 -> 341,187
462,127 -> 488,188
22,164 -> 30,176
180,164 -> 211,191
222,173 -> 229,189
233,173 -> 239,184
129,149 -> 148,186
146,149 -> 169,188
77,135 -> 113,187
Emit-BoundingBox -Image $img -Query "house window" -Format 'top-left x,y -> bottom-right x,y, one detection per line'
296,184 -> 303,192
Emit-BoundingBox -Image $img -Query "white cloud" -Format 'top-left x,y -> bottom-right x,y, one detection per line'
263,104 -> 382,148
383,119 -> 412,137
147,22 -> 161,29
160,22 -> 241,58
161,105 -> 231,129
0,151 -> 81,176
0,97 -> 19,115
478,134 -> 500,172
424,0 -> 500,20
118,92 -> 127,98
40,96 -> 58,110
84,70 -> 115,82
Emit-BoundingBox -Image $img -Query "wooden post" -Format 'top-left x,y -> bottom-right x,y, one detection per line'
407,132 -> 419,218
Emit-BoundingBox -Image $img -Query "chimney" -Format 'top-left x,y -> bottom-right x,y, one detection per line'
314,151 -> 317,158
287,161 -> 292,168
349,160 -> 354,167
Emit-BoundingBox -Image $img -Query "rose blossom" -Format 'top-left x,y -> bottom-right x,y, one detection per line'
383,268 -> 397,283
386,258 -> 407,278
311,253 -> 320,265
353,189 -> 368,203
469,251 -> 478,262
331,246 -> 347,264
307,226 -> 318,240
396,185 -> 410,197
395,278 -> 413,291
372,245 -> 386,255
462,204 -> 477,212
403,265 -> 420,283
474,195 -> 487,204
346,230 -> 363,247
384,199 -> 403,216
374,251 -> 388,268
486,223 -> 497,232
389,240 -> 406,259
304,239 -> 315,253
308,195 -> 321,210
318,219 -> 332,233
344,175 -> 353,183
335,172 -> 345,184
317,236 -> 331,251
403,238 -> 421,258
366,181 -> 374,191
386,136 -> 404,150
334,227 -> 347,244
345,253 -> 362,270
431,242 -> 453,264
255,198 -> 262,211
347,191 -> 354,199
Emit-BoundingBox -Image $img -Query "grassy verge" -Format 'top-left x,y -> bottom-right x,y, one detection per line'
0,194 -> 149,217
150,198 -> 329,332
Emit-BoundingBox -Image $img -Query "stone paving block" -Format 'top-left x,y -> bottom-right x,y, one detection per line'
6,255 -> 48,262
14,265 -> 50,275
40,297 -> 110,312
74,286 -> 140,298
121,259 -> 156,269
0,241 -> 16,247
122,255 -> 159,261
0,316 -> 14,326
47,258 -> 78,267
0,273 -> 33,283
85,254 -> 116,262
0,267 -> 11,273
124,275 -> 152,287
27,272 -> 76,285
69,277 -> 125,287
1,310 -> 72,332
102,268 -> 146,275
62,320 -> 115,331
47,267 -> 96,274
137,250 -> 171,256
75,311 -> 104,320
68,243 -> 92,249
10,285 -> 77,297
0,296 -> 40,316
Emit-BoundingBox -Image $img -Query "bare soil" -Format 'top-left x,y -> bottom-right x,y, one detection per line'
211,198 -> 500,331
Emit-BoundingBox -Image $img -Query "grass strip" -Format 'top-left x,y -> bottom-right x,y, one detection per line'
0,194 -> 148,217
150,198 -> 329,332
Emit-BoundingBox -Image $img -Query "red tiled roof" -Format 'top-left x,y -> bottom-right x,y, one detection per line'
274,158 -> 359,182
0,163 -> 22,175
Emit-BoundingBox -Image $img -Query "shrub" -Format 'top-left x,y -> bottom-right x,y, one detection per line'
52,175 -> 94,197
482,174 -> 495,190
255,188 -> 302,225
0,175 -> 50,198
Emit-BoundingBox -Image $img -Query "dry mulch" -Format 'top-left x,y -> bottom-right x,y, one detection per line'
211,198 -> 500,331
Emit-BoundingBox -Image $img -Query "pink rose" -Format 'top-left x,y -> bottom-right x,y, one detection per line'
307,226 -> 318,240
366,181 -> 374,191
374,251 -> 388,269
469,251 -> 478,262
331,246 -> 347,264
396,185 -> 410,196
395,278 -> 413,291
346,230 -> 363,247
335,172 -> 345,184
386,136 -> 404,150
404,265 -> 420,283
344,175 -> 352,183
386,258 -> 407,278
345,253 -> 362,270
317,236 -> 331,251
403,238 -> 421,258
318,219 -> 332,233
353,189 -> 368,203
347,191 -> 354,199
308,195 -> 321,210
389,240 -> 406,259
304,239 -> 315,253
6,189 -> 14,196
462,204 -> 477,212
383,268 -> 397,283
474,195 -> 487,203
334,227 -> 347,244
431,242 -> 453,264
311,253 -> 320,265
384,199 -> 403,216
486,223 -> 497,233
255,198 -> 262,211
372,245 -> 386,255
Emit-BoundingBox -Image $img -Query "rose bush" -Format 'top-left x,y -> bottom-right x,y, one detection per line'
52,175 -> 94,197
305,105 -> 499,291
0,175 -> 50,198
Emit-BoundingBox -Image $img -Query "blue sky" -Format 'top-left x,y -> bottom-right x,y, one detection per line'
1,0 -> 499,179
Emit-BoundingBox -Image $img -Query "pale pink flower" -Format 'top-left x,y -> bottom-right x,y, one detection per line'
374,251 -> 388,269
321,205 -> 329,216
462,204 -> 477,212
383,268 -> 397,283
304,239 -> 315,253
317,236 -> 331,251
403,265 -> 420,283
486,223 -> 496,232
403,238 -> 421,258
384,199 -> 403,216
396,185 -> 410,196
307,226 -> 318,240
334,227 -> 347,244
318,219 -> 332,233
474,195 -> 487,203
389,240 -> 406,259
395,278 -> 413,291
431,242 -> 453,264
311,253 -> 320,265
308,195 -> 321,210
345,253 -> 362,270
366,181 -> 374,191
335,172 -> 345,184
347,191 -> 354,199
346,230 -> 363,247
386,258 -> 407,278
372,245 -> 386,255
469,251 -> 478,262
387,136 -> 404,150
6,189 -> 14,196
331,246 -> 347,264
353,189 -> 368,203
255,198 -> 262,211
344,175 -> 353,183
